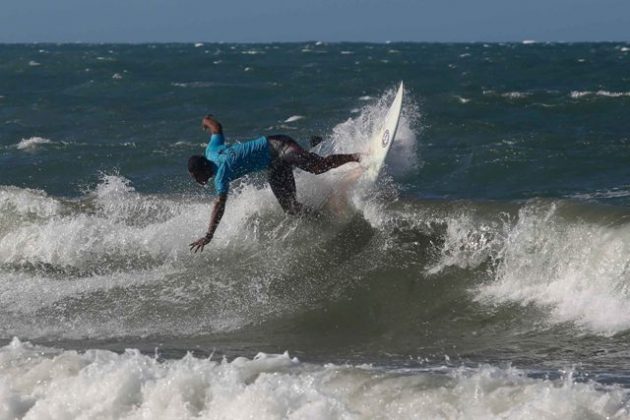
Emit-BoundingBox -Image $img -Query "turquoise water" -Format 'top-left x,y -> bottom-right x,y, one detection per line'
1,43 -> 630,418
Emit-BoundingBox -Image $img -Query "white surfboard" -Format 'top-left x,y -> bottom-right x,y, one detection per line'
362,81 -> 404,182
322,82 -> 404,214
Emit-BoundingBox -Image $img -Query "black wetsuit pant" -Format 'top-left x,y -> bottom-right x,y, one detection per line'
267,135 -> 358,214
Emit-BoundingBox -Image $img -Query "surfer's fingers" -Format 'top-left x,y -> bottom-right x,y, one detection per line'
190,240 -> 202,252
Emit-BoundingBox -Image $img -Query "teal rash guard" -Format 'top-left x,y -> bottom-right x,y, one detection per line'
204,133 -> 271,194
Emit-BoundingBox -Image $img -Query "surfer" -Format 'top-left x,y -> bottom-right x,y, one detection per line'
188,115 -> 361,252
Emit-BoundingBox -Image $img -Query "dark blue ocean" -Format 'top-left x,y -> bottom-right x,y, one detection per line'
1,42 -> 629,418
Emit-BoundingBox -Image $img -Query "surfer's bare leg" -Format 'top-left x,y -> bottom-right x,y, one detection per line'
267,135 -> 359,175
294,152 -> 360,174
268,162 -> 304,215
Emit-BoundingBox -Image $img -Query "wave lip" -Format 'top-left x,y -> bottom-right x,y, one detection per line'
431,200 -> 630,336
1,338 -> 628,420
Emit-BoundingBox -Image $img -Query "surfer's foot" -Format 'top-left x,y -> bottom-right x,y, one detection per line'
354,153 -> 370,168
309,135 -> 324,148
353,153 -> 368,164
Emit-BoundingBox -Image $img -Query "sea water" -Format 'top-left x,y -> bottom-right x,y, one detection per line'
1,42 -> 629,419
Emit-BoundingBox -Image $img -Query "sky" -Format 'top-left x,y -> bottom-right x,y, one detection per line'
1,0 -> 629,43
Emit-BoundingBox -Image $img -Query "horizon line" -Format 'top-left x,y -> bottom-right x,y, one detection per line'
1,39 -> 629,45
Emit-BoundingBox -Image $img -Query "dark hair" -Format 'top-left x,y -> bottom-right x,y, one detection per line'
188,155 -> 211,173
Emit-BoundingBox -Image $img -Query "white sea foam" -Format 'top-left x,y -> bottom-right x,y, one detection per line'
483,90 -> 531,99
0,175 -> 202,269
0,175 -> 284,338
15,136 -> 52,150
284,115 -> 305,123
0,339 -> 627,420
0,186 -> 61,221
568,186 -> 630,201
570,90 -> 630,98
502,91 -> 531,99
570,91 -> 590,99
429,201 -> 630,335
172,81 -> 217,88
173,140 -> 205,147
28,60 -> 41,66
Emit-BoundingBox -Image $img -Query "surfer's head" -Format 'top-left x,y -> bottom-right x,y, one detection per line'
188,155 -> 213,185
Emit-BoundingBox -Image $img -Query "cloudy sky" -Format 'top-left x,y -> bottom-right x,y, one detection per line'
1,0 -> 628,43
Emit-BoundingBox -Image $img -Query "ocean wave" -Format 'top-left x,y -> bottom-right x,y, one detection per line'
2,85 -> 628,344
171,81 -> 229,88
501,91 -> 531,99
570,90 -> 630,99
430,200 -> 630,335
284,115 -> 305,123
0,178 -> 288,338
1,338 -> 627,420
2,179 -> 629,342
0,87 -> 422,340
241,50 -> 264,55
569,187 -> 630,201
15,137 -> 52,150
482,90 -> 533,100
0,176 -> 205,272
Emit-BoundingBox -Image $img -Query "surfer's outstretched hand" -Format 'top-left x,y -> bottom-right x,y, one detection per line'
189,235 -> 211,253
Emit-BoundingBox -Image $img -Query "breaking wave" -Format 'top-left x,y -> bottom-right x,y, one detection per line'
0,338 -> 628,420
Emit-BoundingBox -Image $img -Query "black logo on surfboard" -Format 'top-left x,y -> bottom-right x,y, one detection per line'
381,130 -> 390,148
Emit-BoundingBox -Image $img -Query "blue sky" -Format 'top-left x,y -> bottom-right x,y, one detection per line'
1,0 -> 628,43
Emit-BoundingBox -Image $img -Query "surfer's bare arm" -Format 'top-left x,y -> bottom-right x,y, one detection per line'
202,115 -> 223,134
189,193 -> 227,253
